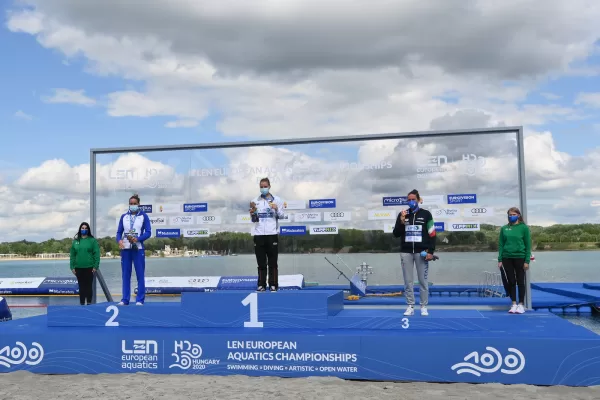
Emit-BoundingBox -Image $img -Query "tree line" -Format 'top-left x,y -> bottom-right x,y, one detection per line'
2,223 -> 600,256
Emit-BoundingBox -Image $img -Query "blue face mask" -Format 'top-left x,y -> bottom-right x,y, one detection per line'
129,205 -> 139,213
80,229 -> 88,236
260,188 -> 269,196
508,215 -> 518,223
408,200 -> 418,210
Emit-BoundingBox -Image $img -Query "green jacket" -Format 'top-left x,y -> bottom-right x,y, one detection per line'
498,222 -> 531,263
70,236 -> 101,270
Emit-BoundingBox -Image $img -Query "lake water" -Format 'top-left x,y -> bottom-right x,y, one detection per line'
1,251 -> 599,332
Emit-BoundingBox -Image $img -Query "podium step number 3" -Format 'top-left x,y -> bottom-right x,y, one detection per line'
103,293 -> 264,328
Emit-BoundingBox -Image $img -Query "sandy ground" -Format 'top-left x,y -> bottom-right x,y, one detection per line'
0,372 -> 598,400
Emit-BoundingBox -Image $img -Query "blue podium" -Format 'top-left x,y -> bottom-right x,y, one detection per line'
2,290 -> 600,387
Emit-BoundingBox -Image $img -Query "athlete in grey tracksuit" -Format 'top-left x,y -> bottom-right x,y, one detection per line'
392,193 -> 437,316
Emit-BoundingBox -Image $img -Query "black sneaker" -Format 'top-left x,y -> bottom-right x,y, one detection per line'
257,286 -> 266,292
270,286 -> 277,292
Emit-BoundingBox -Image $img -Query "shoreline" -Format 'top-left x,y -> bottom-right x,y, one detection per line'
1,248 -> 600,262
0,256 -> 187,262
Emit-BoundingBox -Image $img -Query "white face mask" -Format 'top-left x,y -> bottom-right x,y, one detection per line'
260,187 -> 270,195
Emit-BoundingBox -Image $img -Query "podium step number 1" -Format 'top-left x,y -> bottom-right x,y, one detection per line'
102,293 -> 264,328
241,292 -> 263,328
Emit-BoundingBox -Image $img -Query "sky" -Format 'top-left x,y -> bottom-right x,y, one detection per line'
1,0 -> 600,242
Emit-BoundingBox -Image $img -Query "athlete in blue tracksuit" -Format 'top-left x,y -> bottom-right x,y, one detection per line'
116,194 -> 152,305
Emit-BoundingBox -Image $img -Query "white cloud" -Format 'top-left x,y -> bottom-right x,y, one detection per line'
14,110 -> 33,120
165,119 -> 199,128
42,88 -> 96,106
107,89 -> 207,120
575,92 -> 600,108
540,92 -> 561,101
3,1 -> 600,240
5,1 -> 600,139
0,125 -> 599,242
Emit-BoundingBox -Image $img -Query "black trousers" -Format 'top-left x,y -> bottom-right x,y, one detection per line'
254,234 -> 279,288
75,268 -> 95,305
500,258 -> 526,303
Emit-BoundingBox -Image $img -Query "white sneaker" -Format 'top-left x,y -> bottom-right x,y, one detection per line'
135,302 -> 143,306
515,304 -> 525,314
404,306 -> 414,316
509,304 -> 518,314
117,301 -> 126,306
421,307 -> 429,316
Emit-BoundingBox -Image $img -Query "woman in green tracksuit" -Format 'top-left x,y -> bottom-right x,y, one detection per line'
497,207 -> 531,314
70,222 -> 101,305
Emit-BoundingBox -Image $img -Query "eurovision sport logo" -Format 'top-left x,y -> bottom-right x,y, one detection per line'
139,205 -> 153,213
308,199 -> 336,209
183,203 -> 208,212
447,194 -> 477,204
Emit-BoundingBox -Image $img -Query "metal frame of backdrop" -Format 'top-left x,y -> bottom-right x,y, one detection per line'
89,126 -> 529,308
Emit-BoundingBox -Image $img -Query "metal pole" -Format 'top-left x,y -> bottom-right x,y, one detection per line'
90,150 -> 97,304
90,151 -> 114,303
516,127 -> 531,309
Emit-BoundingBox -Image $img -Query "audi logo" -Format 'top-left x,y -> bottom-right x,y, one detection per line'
202,216 -> 216,221
328,212 -> 345,218
470,208 -> 487,213
188,278 -> 210,284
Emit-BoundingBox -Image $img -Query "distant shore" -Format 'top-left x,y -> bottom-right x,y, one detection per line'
1,247 -> 600,263
0,255 -> 188,262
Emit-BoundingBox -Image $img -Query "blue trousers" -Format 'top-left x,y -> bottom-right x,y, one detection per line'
120,248 -> 145,304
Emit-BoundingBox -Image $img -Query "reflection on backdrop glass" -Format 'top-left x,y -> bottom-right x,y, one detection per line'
93,131 -> 520,294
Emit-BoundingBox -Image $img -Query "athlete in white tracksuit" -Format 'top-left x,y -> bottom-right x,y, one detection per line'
250,178 -> 285,292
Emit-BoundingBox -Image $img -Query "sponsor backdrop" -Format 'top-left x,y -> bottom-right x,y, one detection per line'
98,131 -> 521,279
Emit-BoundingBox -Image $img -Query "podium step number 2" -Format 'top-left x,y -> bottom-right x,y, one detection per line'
103,293 -> 264,328
105,305 -> 119,326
